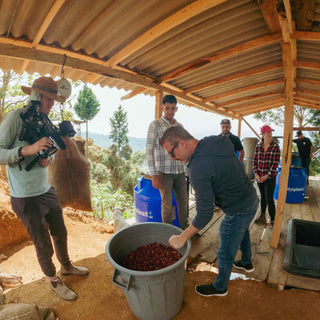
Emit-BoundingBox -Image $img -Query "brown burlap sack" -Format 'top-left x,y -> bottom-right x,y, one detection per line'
48,137 -> 92,211
0,193 -> 29,250
0,303 -> 56,320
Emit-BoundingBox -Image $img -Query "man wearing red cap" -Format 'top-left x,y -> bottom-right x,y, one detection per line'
0,77 -> 89,301
253,125 -> 280,225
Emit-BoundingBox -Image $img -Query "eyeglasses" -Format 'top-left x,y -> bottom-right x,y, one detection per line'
168,142 -> 179,158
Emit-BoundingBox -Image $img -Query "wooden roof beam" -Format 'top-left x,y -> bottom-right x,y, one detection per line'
295,88 -> 320,98
293,0 -> 315,31
183,63 -> 283,94
294,60 -> 320,70
121,87 -> 148,101
294,101 -> 320,110
292,31 -> 320,41
20,0 -> 66,74
295,78 -> 320,86
202,79 -> 283,103
239,102 -> 283,117
227,96 -> 284,113
216,90 -> 283,109
258,0 -> 282,33
105,0 -> 227,67
160,33 -> 282,82
0,42 -> 236,117
294,95 -> 320,104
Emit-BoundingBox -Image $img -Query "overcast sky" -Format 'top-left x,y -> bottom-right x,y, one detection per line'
73,83 -> 284,141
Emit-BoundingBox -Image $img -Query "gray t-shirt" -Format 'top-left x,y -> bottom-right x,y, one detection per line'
0,108 -> 51,197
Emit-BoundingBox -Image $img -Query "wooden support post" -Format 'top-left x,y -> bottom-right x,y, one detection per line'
241,117 -> 261,139
155,90 -> 163,119
238,118 -> 242,138
270,41 -> 294,248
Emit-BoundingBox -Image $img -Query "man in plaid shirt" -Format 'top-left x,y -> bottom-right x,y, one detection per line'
253,125 -> 280,226
146,95 -> 188,229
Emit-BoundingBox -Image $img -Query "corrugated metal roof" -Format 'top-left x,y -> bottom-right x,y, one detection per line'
0,0 -> 320,118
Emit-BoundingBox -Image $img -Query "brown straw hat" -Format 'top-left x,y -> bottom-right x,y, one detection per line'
21,76 -> 66,103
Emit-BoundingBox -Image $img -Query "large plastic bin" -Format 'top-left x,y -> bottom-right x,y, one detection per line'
106,223 -> 191,320
274,167 -> 306,203
134,176 -> 180,227
284,219 -> 320,279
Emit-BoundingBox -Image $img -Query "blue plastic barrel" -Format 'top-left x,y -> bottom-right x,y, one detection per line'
274,167 -> 306,203
291,152 -> 302,167
134,176 -> 180,227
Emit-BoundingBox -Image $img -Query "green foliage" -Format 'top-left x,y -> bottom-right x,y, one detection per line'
74,84 -> 100,121
307,109 -> 320,126
0,70 -> 37,122
102,145 -> 140,196
254,105 -> 314,127
131,150 -> 146,167
90,181 -> 134,220
109,105 -> 130,157
309,132 -> 320,176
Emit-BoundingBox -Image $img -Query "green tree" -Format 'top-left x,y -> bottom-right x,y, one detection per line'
74,84 -> 100,152
0,70 -> 37,122
109,105 -> 132,159
254,105 -> 313,127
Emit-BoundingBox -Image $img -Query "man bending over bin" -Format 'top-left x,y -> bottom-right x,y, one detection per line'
160,126 -> 258,297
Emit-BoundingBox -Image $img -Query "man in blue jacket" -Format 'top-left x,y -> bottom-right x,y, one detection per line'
160,126 -> 258,297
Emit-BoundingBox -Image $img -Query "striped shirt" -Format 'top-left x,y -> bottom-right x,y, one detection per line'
253,141 -> 280,178
146,117 -> 185,175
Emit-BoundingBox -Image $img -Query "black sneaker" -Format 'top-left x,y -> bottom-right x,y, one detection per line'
233,260 -> 255,273
195,284 -> 228,297
254,215 -> 266,224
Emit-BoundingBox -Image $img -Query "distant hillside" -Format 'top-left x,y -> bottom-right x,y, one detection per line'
80,132 -> 146,152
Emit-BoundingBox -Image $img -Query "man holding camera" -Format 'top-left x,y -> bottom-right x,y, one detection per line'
0,76 -> 89,301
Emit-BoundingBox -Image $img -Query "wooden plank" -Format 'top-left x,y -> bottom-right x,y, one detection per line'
202,79 -> 283,103
189,210 -> 224,260
292,31 -> 320,41
183,63 -> 283,94
32,0 -> 66,47
294,60 -> 320,71
258,0 -> 282,33
155,90 -> 163,119
268,203 -> 293,288
106,0 -> 227,67
286,273 -> 320,291
293,0 -> 315,32
0,42 -> 235,118
160,34 -> 282,82
228,96 -> 284,112
239,101 -> 283,116
271,39 -> 294,248
217,90 -> 284,109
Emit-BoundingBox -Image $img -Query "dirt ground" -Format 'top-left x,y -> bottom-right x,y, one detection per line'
1,193 -> 320,319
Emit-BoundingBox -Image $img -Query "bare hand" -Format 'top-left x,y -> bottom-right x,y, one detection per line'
39,158 -> 51,167
21,137 -> 52,157
152,175 -> 161,189
169,234 -> 186,250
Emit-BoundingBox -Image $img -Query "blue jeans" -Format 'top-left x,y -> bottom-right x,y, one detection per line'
213,200 -> 258,291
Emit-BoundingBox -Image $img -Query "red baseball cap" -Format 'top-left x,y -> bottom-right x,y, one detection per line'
261,125 -> 274,133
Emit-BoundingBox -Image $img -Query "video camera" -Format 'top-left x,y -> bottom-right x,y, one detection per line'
19,101 -> 67,171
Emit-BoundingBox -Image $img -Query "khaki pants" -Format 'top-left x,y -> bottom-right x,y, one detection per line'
158,172 -> 188,229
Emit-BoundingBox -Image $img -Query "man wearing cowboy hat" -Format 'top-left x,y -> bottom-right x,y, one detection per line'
0,76 -> 89,301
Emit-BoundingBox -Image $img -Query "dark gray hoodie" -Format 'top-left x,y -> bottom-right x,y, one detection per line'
189,135 -> 257,230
